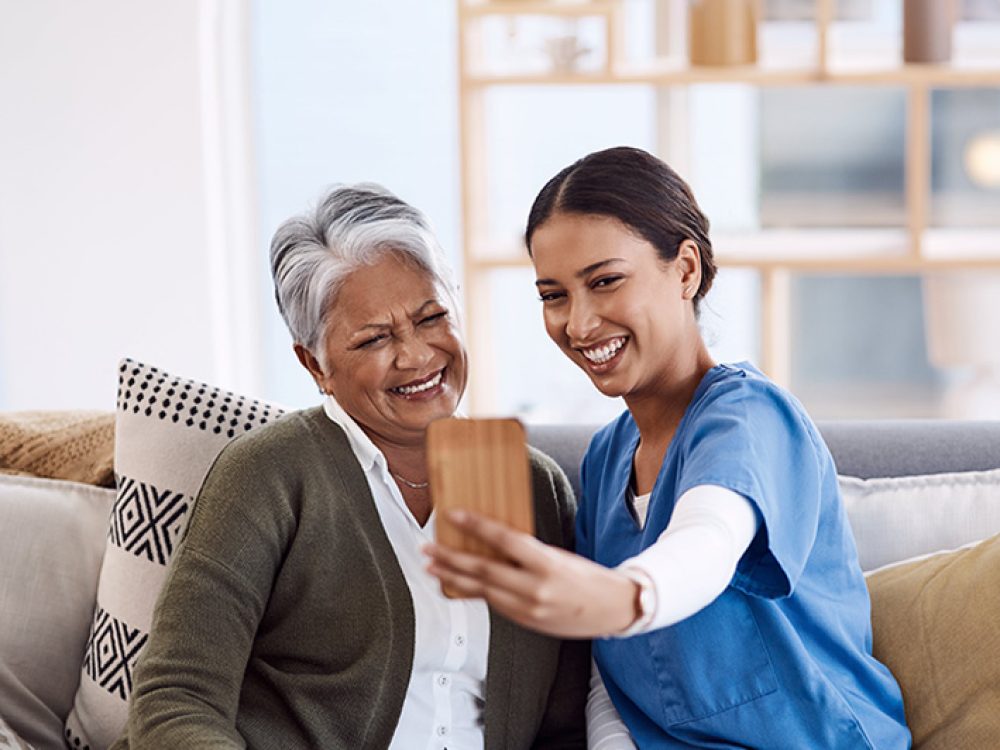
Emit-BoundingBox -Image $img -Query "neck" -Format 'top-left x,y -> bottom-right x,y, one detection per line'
624,339 -> 715,444
361,428 -> 433,525
357,427 -> 429,484
379,443 -> 429,485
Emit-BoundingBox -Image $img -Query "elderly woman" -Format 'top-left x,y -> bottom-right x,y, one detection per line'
112,184 -> 587,749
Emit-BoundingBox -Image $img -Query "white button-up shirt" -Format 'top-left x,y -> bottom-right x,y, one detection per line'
323,397 -> 490,750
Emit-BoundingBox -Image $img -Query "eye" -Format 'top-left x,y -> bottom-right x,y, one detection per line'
592,274 -> 624,290
419,311 -> 448,326
356,333 -> 389,349
538,290 -> 565,303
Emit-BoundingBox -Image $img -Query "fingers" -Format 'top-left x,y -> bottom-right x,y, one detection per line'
427,560 -> 488,598
424,540 -> 540,600
443,510 -> 552,572
425,547 -> 576,635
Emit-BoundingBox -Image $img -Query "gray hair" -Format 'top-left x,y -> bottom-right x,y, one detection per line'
269,183 -> 460,368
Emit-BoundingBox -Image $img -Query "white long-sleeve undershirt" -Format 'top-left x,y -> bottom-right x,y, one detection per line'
586,484 -> 760,748
620,483 -> 758,633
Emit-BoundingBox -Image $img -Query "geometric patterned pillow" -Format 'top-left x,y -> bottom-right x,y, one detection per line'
64,359 -> 284,750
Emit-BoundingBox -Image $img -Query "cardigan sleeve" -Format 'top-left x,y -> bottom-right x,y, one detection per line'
528,452 -> 589,749
113,437 -> 294,748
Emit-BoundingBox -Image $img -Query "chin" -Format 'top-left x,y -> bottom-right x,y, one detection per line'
411,396 -> 459,423
593,383 -> 628,400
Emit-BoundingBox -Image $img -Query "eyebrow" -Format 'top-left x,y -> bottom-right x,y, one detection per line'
351,299 -> 440,334
534,258 -> 625,287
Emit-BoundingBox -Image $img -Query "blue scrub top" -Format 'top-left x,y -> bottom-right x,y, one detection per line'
579,363 -> 910,749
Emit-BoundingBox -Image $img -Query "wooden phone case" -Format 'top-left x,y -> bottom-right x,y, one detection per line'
426,417 -> 534,598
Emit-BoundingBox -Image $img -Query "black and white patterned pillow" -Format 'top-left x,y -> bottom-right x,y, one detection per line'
64,359 -> 284,749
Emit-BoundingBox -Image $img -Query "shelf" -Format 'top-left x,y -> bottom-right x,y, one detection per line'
469,254 -> 1000,274
923,229 -> 1000,261
463,65 -> 820,87
826,61 -> 1000,87
466,228 -> 1000,273
461,0 -> 615,18
713,228 -> 911,267
457,0 -> 1000,407
464,61 -> 1000,87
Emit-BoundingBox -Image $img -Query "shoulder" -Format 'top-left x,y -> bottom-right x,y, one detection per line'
698,362 -> 787,406
527,444 -> 572,503
527,443 -> 564,478
217,407 -> 345,462
696,364 -> 812,427
685,363 -> 826,461
526,445 -> 577,549
207,407 -> 357,491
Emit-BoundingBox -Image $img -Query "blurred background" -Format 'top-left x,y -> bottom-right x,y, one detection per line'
1,0 -> 999,423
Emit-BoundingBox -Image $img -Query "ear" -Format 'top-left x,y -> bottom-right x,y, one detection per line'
294,343 -> 329,393
676,240 -> 702,299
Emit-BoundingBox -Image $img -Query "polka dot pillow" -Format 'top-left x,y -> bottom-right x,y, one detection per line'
64,359 -> 284,750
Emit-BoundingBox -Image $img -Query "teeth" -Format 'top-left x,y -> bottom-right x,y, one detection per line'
393,370 -> 443,395
582,338 -> 626,364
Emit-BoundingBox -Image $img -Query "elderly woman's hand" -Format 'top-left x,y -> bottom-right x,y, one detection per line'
424,510 -> 639,639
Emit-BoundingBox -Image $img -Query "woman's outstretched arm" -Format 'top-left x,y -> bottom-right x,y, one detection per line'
423,485 -> 757,639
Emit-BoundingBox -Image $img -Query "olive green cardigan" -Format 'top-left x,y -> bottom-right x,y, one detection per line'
112,407 -> 588,749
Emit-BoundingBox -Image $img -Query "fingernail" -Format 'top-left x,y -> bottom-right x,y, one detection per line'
448,509 -> 468,523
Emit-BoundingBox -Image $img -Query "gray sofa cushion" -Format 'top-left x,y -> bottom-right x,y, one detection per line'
527,420 -> 1000,492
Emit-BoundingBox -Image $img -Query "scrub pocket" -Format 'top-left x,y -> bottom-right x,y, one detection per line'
648,589 -> 777,726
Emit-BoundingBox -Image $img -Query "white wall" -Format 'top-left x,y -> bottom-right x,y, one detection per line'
0,0 -> 461,412
0,0 -> 255,410
251,0 -> 460,408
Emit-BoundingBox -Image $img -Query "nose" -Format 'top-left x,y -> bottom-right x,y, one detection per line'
395,332 -> 435,370
564,296 -> 600,344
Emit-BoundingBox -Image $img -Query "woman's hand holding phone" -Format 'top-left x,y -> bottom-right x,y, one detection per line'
424,510 -> 640,639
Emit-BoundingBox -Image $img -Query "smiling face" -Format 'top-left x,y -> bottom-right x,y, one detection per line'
530,212 -> 706,402
298,252 -> 467,449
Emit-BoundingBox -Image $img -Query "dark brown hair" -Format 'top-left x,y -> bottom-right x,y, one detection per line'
525,146 -> 716,312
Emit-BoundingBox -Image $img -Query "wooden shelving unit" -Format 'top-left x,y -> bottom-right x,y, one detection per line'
457,0 -> 1000,412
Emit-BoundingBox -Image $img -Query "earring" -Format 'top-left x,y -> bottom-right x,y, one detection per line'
318,385 -> 326,395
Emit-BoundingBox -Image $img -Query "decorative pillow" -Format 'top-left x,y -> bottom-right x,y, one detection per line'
0,410 -> 115,488
0,714 -> 35,750
839,468 -> 1000,571
64,359 -> 284,750
0,474 -> 115,750
867,533 -> 1000,749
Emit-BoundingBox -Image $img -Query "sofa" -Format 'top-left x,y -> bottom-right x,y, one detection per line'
3,359 -> 1000,749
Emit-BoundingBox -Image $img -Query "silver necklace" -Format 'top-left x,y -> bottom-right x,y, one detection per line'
392,471 -> 429,490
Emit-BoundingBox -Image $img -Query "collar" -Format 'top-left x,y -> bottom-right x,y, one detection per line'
322,395 -> 385,475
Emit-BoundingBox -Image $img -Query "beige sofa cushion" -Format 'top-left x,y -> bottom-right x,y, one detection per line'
0,474 -> 115,750
841,469 -> 1000,571
868,533 -> 1000,749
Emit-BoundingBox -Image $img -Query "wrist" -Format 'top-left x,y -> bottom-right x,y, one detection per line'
612,565 -> 657,638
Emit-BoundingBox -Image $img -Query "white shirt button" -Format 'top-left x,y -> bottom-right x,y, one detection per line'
437,674 -> 450,687
455,634 -> 465,646
437,725 -> 448,736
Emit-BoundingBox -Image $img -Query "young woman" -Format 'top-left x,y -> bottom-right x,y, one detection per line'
425,147 -> 911,748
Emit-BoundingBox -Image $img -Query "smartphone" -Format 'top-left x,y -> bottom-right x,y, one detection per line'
426,417 -> 535,598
